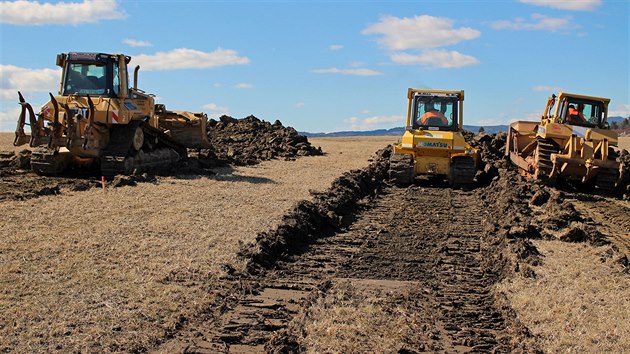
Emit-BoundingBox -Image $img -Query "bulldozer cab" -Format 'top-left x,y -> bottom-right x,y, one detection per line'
59,52 -> 130,98
412,92 -> 458,131
547,93 -> 609,129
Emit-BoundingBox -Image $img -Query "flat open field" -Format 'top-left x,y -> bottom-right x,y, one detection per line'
1,132 -> 628,353
0,134 -> 396,352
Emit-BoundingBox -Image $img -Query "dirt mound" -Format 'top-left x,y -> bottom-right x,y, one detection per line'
462,131 -> 508,185
619,149 -> 630,200
480,169 -> 609,253
207,115 -> 323,166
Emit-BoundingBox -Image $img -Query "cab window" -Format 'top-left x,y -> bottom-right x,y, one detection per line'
414,97 -> 457,129
113,63 -> 120,96
560,99 -> 604,128
63,63 -> 107,95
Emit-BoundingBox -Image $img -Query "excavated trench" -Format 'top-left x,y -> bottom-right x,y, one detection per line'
152,136 -> 627,353
154,149 -> 549,353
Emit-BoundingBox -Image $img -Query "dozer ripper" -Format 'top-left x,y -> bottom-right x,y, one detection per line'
506,92 -> 622,190
389,89 -> 478,188
14,52 -> 210,177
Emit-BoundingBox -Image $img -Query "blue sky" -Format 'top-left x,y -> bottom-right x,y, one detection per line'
0,0 -> 628,133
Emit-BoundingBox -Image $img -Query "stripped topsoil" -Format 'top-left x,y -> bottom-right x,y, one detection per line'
153,136 -> 628,353
1,130 -> 628,352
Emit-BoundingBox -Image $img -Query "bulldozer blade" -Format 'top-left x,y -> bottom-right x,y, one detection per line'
157,110 -> 211,149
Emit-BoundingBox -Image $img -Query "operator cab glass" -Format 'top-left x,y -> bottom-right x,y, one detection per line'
62,63 -> 108,95
557,98 -> 606,128
412,95 -> 458,131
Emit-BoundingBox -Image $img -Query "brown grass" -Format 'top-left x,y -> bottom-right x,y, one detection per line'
0,133 -> 19,152
0,135 -> 396,352
290,280 -> 423,353
496,241 -> 630,353
619,136 -> 630,151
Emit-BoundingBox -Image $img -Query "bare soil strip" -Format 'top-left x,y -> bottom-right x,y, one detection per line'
570,195 -> 630,255
156,186 -> 537,353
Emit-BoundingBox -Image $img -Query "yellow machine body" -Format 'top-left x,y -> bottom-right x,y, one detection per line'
506,92 -> 621,189
390,89 -> 478,187
13,52 -> 210,176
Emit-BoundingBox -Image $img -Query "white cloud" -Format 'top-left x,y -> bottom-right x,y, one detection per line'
362,15 -> 480,70
329,44 -> 344,51
202,103 -> 230,117
0,65 -> 61,101
295,102 -> 305,108
233,83 -> 253,89
123,38 -> 152,47
490,13 -> 573,31
532,85 -> 562,92
0,107 -> 22,131
362,15 -> 480,50
132,48 -> 250,71
0,0 -> 126,25
520,0 -> 601,11
344,115 -> 405,130
391,50 -> 479,69
609,104 -> 630,118
312,67 -> 383,76
361,109 -> 370,114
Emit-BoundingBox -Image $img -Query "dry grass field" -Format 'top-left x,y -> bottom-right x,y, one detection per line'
496,241 -> 630,353
0,134 -> 396,352
1,133 -> 629,352
619,136 -> 630,151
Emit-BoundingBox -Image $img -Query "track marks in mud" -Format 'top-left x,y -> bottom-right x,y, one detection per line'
330,187 -> 514,352
156,187 -> 530,353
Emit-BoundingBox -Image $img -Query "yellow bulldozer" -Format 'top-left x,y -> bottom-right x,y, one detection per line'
506,92 -> 622,190
14,52 -> 210,177
389,89 -> 478,188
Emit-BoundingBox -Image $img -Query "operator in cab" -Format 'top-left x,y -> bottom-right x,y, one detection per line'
420,102 -> 448,126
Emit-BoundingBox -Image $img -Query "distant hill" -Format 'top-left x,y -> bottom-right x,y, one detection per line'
303,124 -> 509,137
609,116 -> 626,124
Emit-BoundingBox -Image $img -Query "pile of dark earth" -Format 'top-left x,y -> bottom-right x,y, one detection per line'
205,115 -> 323,166
619,149 -> 630,199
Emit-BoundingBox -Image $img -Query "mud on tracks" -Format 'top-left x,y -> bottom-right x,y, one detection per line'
156,186 -> 538,353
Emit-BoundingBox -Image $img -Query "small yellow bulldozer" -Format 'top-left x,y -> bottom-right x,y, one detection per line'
14,52 -> 211,177
506,92 -> 622,190
389,89 -> 478,188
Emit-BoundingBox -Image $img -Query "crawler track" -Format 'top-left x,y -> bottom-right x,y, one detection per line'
157,187 -> 523,352
101,122 -> 186,178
